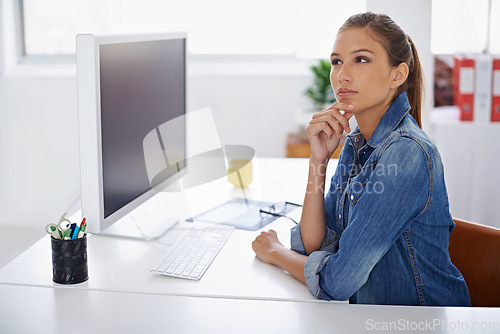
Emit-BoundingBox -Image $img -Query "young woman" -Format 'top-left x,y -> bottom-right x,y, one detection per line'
252,12 -> 470,306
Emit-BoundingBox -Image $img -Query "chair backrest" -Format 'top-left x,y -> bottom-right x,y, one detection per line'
449,218 -> 500,307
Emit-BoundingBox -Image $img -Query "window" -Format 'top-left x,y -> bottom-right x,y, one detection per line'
489,0 -> 500,53
295,0 -> 366,58
16,0 -> 500,59
431,0 -> 499,54
20,0 -> 366,58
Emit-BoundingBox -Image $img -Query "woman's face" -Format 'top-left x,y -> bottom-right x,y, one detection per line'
330,27 -> 400,116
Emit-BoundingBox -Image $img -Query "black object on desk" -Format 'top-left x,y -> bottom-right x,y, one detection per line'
51,235 -> 89,284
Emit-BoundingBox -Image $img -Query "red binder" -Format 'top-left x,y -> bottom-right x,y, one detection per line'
453,57 -> 475,121
492,58 -> 500,122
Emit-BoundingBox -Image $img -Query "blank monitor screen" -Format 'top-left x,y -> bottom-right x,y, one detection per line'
99,39 -> 186,218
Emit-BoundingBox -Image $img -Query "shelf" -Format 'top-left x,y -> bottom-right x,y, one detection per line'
286,132 -> 344,159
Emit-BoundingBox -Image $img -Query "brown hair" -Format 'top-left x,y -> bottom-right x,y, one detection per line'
338,12 -> 424,128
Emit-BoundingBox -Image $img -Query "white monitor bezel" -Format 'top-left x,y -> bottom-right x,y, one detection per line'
76,32 -> 187,235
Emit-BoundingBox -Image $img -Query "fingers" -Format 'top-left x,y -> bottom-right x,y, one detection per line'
343,111 -> 355,122
318,102 -> 354,115
309,103 -> 354,138
256,229 -> 277,239
312,103 -> 353,127
311,102 -> 354,121
307,120 -> 332,138
309,116 -> 343,139
253,230 -> 277,248
252,230 -> 280,264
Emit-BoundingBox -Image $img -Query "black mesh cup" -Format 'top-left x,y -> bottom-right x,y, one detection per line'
51,235 -> 88,284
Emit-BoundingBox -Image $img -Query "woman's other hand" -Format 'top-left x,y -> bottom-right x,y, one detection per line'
252,230 -> 284,265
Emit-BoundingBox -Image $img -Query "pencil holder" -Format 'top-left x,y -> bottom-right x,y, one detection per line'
51,235 -> 88,284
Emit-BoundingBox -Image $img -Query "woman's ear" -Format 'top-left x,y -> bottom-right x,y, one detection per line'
391,62 -> 409,89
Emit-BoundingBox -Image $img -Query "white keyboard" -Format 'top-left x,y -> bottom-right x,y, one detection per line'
151,225 -> 233,280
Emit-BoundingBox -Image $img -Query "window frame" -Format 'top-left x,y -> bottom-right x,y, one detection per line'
2,0 -> 75,76
17,0 -> 76,64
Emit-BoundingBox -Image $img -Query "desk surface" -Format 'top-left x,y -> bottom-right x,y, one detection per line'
1,284 -> 499,334
0,220 -> 317,301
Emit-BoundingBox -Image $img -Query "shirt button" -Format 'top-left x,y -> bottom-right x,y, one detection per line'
350,195 -> 354,200
338,214 -> 341,219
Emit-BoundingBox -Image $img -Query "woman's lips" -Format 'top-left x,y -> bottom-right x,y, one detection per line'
337,88 -> 357,97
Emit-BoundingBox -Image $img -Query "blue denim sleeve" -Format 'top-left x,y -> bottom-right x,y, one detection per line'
304,138 -> 432,301
290,224 -> 339,255
290,224 -> 339,299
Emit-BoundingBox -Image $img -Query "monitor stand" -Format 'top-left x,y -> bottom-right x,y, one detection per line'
95,192 -> 182,240
68,192 -> 182,240
98,213 -> 179,240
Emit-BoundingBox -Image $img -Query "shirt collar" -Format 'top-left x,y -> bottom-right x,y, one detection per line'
347,91 -> 411,149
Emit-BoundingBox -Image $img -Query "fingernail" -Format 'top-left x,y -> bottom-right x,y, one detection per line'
347,104 -> 354,109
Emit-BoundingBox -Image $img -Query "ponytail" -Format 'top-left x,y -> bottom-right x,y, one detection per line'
400,36 -> 424,128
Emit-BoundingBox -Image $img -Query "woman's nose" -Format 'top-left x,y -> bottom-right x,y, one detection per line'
336,65 -> 352,83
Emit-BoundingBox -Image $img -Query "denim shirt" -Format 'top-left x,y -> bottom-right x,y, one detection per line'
291,92 -> 470,306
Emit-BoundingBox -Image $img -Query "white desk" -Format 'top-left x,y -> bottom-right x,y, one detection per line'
1,284 -> 499,334
0,221 -> 316,301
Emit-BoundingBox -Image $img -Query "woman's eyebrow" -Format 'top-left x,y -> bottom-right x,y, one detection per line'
330,48 -> 375,58
352,48 -> 375,54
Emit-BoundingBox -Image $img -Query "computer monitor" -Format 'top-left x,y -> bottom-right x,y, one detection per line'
76,32 -> 187,238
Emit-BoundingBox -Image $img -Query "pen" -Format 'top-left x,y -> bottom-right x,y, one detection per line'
72,218 -> 86,239
68,223 -> 76,239
71,226 -> 79,240
78,219 -> 87,238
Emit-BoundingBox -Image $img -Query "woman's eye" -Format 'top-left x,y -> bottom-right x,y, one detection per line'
331,59 -> 342,66
356,57 -> 369,63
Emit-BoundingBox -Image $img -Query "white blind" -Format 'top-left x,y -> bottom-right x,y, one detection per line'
25,0 -> 498,56
21,0 -> 365,57
431,0 -> 499,54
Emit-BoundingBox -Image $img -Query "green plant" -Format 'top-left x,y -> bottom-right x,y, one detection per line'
304,59 -> 336,110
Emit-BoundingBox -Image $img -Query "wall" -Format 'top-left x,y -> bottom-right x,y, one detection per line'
0,76 -> 80,226
0,1 -> 435,228
187,71 -> 310,155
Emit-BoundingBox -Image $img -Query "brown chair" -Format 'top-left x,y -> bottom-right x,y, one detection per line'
449,218 -> 500,307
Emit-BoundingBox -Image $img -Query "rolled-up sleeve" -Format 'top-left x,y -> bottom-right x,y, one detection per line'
290,220 -> 339,299
296,139 -> 431,301
304,251 -> 335,299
